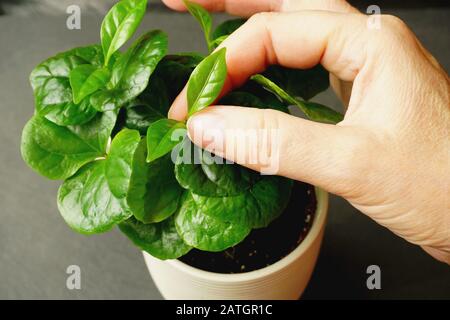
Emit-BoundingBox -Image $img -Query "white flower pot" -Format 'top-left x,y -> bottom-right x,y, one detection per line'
143,187 -> 328,300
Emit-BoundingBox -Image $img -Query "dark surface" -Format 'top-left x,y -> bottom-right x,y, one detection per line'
0,1 -> 448,299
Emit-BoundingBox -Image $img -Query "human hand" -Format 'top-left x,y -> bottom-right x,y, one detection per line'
162,0 -> 450,263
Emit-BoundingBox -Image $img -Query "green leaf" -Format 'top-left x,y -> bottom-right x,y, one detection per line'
57,161 -> 131,234
105,128 -> 141,198
184,0 -> 213,51
251,74 -> 297,103
219,91 -> 267,108
200,150 -> 259,191
175,193 -> 251,252
89,90 -> 118,112
119,215 -> 191,260
251,74 -> 343,124
92,30 -> 168,111
149,59 -> 193,105
125,140 -> 148,219
146,119 -> 187,163
142,156 -> 183,223
210,35 -> 227,48
38,87 -> 97,126
191,176 -> 293,228
71,45 -> 106,68
30,45 -> 105,126
110,30 -> 168,88
21,111 -> 117,180
111,107 -> 128,137
127,144 -> 183,224
70,65 -> 110,104
30,45 -> 103,91
101,0 -> 148,66
295,101 -> 344,124
190,192 -> 259,227
175,140 -> 257,197
248,176 -> 293,228
137,75 -> 171,115
187,48 -> 227,117
124,101 -> 164,134
237,80 -> 288,112
164,52 -> 205,69
263,64 -> 330,101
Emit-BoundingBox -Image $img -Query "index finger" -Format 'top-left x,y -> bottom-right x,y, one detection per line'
169,10 -> 367,121
162,0 -> 357,16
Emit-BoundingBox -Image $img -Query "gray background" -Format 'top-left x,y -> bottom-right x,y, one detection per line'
0,1 -> 448,299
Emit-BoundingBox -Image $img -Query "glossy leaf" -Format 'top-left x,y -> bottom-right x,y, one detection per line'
110,30 -> 167,88
71,45 -> 106,67
30,45 -> 103,91
251,74 -> 343,124
191,192 -> 259,227
248,176 -> 293,228
101,0 -> 148,66
184,0 -> 212,51
210,35 -> 227,48
218,91 -> 288,112
92,30 -> 168,111
187,48 -> 227,117
125,140 -> 148,220
119,215 -> 191,260
38,89 -> 97,126
30,45 -> 104,126
191,176 -> 293,228
237,80 -> 287,112
200,150 -> 259,191
296,101 -> 344,124
142,156 -> 183,223
164,52 -> 204,69
21,111 -> 117,180
175,140 -> 256,197
146,119 -> 187,163
57,161 -> 131,234
127,144 -> 183,224
124,101 -> 164,134
175,193 -> 251,252
105,128 -> 141,198
70,64 -> 110,104
149,59 -> 193,105
111,107 -> 128,137
137,75 -> 170,115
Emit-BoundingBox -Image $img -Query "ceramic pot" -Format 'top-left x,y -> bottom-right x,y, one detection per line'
143,187 -> 328,300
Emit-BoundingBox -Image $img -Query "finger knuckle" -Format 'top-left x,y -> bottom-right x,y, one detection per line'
257,108 -> 282,156
367,14 -> 415,55
259,108 -> 281,130
383,14 -> 408,31
381,14 -> 413,39
249,11 -> 275,26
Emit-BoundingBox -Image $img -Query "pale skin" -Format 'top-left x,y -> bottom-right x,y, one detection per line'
162,0 -> 450,264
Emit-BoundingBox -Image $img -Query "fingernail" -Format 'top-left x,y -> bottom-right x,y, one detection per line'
187,112 -> 225,151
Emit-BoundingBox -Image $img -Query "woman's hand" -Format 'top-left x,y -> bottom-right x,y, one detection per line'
162,0 -> 450,263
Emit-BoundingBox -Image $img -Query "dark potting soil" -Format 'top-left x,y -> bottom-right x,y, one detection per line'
179,182 -> 317,274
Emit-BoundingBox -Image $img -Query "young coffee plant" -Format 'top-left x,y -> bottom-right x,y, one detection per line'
21,0 -> 342,260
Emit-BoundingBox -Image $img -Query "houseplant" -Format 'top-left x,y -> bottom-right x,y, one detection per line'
20,0 -> 341,299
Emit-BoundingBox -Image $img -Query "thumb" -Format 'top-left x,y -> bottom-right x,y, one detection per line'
187,106 -> 367,196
